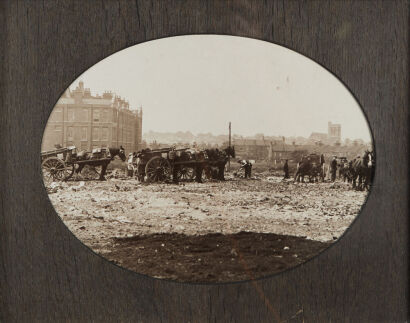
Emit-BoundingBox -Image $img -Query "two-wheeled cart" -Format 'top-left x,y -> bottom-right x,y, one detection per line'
41,146 -> 111,183
128,147 -> 208,182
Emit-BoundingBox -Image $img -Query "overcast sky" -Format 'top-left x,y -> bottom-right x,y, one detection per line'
68,35 -> 371,142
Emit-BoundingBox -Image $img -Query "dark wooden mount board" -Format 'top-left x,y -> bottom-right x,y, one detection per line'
1,1 -> 408,322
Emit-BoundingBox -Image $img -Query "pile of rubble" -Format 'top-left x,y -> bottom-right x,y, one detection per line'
47,172 -> 368,250
44,171 -> 369,281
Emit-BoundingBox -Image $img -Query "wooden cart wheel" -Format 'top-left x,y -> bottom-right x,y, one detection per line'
145,156 -> 172,182
177,166 -> 195,181
42,157 -> 71,183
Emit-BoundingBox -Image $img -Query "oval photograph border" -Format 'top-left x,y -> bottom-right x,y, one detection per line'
40,34 -> 376,284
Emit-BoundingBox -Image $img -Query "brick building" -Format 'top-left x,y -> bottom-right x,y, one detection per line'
42,81 -> 143,153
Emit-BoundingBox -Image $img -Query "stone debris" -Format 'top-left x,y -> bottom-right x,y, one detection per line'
46,173 -> 368,255
71,181 -> 85,192
47,182 -> 66,194
106,169 -> 127,179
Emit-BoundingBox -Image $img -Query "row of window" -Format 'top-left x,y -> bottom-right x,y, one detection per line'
49,108 -> 139,131
91,127 -> 109,141
65,126 -> 90,141
62,143 -> 136,153
329,128 -> 341,136
68,108 -> 112,123
55,125 -> 134,142
50,107 -> 120,123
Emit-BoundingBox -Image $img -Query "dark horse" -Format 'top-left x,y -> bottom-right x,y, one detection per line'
351,150 -> 374,190
294,156 -> 311,183
294,154 -> 325,183
76,146 -> 126,180
171,149 -> 208,183
204,146 -> 235,181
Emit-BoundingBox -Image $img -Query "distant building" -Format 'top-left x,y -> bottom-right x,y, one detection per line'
233,134 -> 368,163
233,138 -> 272,160
309,121 -> 341,145
232,138 -> 309,162
327,121 -> 341,144
42,81 -> 143,153
309,132 -> 329,143
353,138 -> 365,146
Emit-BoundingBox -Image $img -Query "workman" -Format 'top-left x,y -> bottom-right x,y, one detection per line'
245,160 -> 253,178
330,156 -> 338,182
283,159 -> 289,179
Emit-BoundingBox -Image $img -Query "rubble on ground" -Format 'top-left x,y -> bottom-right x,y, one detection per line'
44,170 -> 369,281
47,172 -> 368,255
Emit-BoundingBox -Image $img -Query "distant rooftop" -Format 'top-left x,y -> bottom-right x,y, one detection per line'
309,132 -> 328,141
58,81 -> 142,114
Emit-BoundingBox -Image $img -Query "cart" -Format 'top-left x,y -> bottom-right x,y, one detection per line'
41,146 -> 112,183
128,147 -> 208,182
307,153 -> 325,182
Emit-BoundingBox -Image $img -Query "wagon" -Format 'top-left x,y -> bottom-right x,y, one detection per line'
41,146 -> 112,183
295,153 -> 326,183
128,147 -> 208,182
307,153 -> 325,182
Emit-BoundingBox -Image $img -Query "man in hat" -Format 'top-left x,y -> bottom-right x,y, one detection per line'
283,159 -> 289,179
330,156 -> 338,182
237,160 -> 252,179
244,160 -> 252,179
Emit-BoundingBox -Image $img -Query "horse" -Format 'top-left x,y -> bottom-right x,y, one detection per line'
351,150 -> 373,190
369,151 -> 375,185
193,150 -> 209,183
294,156 -> 312,183
294,154 -> 324,183
313,154 -> 325,182
204,146 -> 235,181
337,158 -> 349,182
172,149 -> 208,183
339,160 -> 351,183
75,146 -> 126,180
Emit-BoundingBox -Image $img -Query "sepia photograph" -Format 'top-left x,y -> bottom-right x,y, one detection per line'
41,35 -> 374,283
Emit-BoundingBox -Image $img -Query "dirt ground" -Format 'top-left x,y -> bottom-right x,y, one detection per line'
107,232 -> 331,282
47,170 -> 368,282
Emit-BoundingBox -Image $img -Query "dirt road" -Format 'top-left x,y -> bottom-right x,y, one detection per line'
47,172 -> 368,282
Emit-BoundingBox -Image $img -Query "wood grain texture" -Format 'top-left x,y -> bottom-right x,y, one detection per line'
1,1 -> 408,322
